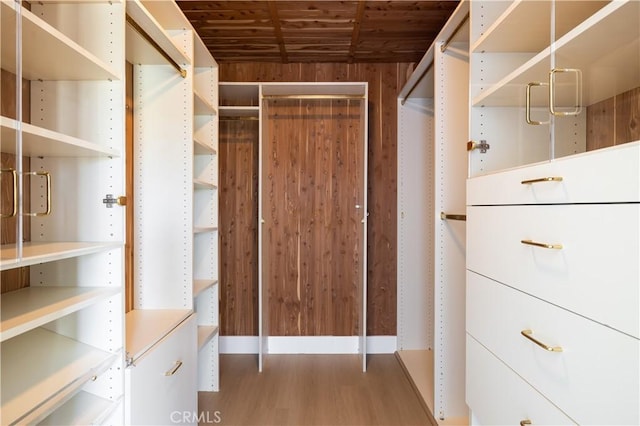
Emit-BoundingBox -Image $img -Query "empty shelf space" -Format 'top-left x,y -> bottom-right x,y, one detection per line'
197,325 -> 218,350
0,117 -> 120,157
0,1 -> 119,81
1,328 -> 117,426
193,179 -> 217,190
194,137 -> 216,155
0,241 -> 123,271
1,286 -> 120,342
194,91 -> 218,115
39,392 -> 120,426
193,279 -> 217,299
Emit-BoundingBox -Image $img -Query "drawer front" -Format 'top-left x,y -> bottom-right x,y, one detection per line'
126,315 -> 197,426
467,141 -> 640,205
466,334 -> 575,426
467,271 -> 640,426
467,203 -> 639,338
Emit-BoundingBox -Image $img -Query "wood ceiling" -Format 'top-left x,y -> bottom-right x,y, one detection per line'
177,1 -> 461,63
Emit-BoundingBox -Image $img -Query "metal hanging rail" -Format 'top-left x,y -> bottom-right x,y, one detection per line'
440,12 -> 470,53
400,62 -> 434,106
126,15 -> 187,78
262,94 -> 365,100
440,212 -> 467,221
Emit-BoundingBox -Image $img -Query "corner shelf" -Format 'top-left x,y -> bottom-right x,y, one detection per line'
197,325 -> 219,350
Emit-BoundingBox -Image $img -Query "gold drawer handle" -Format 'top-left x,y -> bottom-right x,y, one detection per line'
165,360 -> 183,376
520,421 -> 532,426
24,171 -> 52,217
1,168 -> 18,218
521,176 -> 563,184
521,239 -> 562,250
521,329 -> 562,352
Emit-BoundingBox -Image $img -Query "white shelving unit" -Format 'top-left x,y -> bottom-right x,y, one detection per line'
396,2 -> 469,424
0,1 -> 126,424
466,1 -> 640,425
124,0 -> 220,410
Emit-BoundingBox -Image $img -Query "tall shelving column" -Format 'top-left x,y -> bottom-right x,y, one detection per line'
1,0 -> 126,424
396,1 -> 469,424
193,36 -> 220,392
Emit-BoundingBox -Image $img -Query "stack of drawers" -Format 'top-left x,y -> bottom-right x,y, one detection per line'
465,142 -> 640,425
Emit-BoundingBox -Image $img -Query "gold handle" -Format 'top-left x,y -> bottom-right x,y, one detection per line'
1,168 -> 18,218
440,212 -> 467,221
165,360 -> 183,376
549,68 -> 582,117
521,176 -> 563,184
525,82 -> 548,125
24,171 -> 52,216
520,420 -> 532,426
521,239 -> 562,250
521,329 -> 562,352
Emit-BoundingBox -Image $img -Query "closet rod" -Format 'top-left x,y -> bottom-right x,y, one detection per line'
262,94 -> 365,100
440,212 -> 466,221
440,12 -> 470,53
126,15 -> 187,78
400,62 -> 434,106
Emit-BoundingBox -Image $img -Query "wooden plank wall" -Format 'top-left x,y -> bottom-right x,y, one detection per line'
262,98 -> 364,336
219,63 -> 414,336
1,69 -> 31,294
219,118 -> 260,335
587,86 -> 640,151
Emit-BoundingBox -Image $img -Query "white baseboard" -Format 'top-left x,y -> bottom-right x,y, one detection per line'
220,335 -> 397,354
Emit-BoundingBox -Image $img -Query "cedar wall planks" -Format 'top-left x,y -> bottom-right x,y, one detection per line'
220,63 -> 414,336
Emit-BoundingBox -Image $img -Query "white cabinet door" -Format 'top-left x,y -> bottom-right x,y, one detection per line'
126,315 -> 197,426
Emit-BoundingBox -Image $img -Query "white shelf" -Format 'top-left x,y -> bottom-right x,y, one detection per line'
194,91 -> 218,115
126,0 -> 190,68
194,137 -> 216,155
1,286 -> 120,342
0,328 -> 117,425
125,309 -> 193,363
197,325 -> 218,350
194,179 -> 217,190
193,279 -> 217,299
472,1 -> 607,53
0,117 -> 120,157
0,241 -> 122,271
473,1 -> 639,107
194,226 -> 218,234
220,106 -> 260,118
39,391 -> 119,426
0,1 -> 119,81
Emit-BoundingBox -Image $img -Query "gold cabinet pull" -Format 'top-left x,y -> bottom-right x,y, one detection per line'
521,239 -> 562,250
525,82 -> 548,125
549,68 -> 582,117
520,420 -> 532,426
24,171 -> 51,216
1,168 -> 18,218
165,360 -> 183,376
521,329 -> 562,352
521,176 -> 563,184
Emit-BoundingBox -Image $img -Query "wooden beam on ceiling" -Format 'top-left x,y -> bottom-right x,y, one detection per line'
348,0 -> 366,64
267,1 -> 288,63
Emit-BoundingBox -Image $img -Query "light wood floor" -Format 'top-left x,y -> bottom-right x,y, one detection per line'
198,354 -> 434,426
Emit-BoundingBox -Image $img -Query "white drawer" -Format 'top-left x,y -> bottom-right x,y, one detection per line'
466,334 -> 575,426
467,203 -> 639,338
126,314 -> 197,426
466,271 -> 640,426
467,141 -> 640,205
